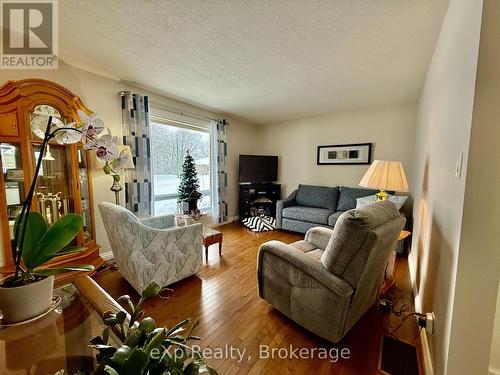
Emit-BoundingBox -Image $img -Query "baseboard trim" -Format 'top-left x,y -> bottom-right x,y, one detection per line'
418,328 -> 434,375
209,215 -> 240,228
100,251 -> 114,261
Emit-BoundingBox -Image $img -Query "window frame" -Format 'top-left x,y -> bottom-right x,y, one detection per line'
149,113 -> 213,216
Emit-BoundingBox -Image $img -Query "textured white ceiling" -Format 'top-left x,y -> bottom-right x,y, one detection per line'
60,0 -> 449,124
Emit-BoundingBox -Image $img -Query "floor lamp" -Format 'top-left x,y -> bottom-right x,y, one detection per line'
110,145 -> 135,205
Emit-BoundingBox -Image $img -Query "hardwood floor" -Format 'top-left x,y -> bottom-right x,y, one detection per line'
93,222 -> 418,375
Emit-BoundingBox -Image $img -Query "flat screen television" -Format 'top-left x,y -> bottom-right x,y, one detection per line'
239,155 -> 278,183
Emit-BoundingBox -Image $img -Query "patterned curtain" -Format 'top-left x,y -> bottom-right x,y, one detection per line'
121,92 -> 153,217
211,118 -> 228,223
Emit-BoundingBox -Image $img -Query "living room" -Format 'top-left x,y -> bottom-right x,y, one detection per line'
0,1 -> 498,375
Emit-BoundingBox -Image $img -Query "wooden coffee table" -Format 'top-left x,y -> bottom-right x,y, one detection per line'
203,227 -> 223,261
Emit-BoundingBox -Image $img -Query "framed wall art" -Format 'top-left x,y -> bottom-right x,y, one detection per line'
317,143 -> 372,165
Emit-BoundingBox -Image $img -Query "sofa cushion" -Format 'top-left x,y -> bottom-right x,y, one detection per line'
336,186 -> 381,211
295,184 -> 339,210
321,201 -> 402,285
282,206 -> 334,224
328,211 -> 345,227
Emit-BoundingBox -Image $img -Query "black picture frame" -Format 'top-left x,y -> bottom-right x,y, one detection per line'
317,143 -> 372,165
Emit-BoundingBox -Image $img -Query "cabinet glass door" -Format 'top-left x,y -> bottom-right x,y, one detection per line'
0,143 -> 25,241
77,148 -> 93,242
32,144 -> 74,226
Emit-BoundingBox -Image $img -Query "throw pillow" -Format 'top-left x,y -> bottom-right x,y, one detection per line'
356,194 -> 408,210
355,195 -> 377,208
336,186 -> 381,211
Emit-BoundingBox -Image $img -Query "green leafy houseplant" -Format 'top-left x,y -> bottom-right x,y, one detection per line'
9,212 -> 93,283
56,282 -> 218,375
3,111 -> 123,287
0,111 -> 120,322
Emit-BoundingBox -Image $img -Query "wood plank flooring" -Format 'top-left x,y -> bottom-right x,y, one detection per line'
93,222 -> 418,375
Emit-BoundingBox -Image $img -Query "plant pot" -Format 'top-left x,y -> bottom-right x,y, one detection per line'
0,275 -> 54,324
188,199 -> 198,212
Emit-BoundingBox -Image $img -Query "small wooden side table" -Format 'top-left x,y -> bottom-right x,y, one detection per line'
381,230 -> 411,295
202,227 -> 223,261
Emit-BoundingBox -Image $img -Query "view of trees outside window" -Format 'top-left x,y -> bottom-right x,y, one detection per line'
150,121 -> 211,215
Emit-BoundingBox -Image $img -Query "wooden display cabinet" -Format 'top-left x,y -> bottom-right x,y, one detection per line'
0,79 -> 104,276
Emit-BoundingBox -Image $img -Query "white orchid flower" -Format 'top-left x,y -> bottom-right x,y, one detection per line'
78,109 -> 105,145
85,130 -> 118,162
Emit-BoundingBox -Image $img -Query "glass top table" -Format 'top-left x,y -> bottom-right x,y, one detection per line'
0,276 -> 123,374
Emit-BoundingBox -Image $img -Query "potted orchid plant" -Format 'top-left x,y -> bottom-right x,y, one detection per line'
0,110 -> 128,324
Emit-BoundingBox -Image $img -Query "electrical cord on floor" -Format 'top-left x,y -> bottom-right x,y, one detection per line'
159,287 -> 174,299
388,312 -> 426,338
392,302 -> 410,316
378,288 -> 424,343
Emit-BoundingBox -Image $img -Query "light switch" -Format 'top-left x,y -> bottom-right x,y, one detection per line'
455,152 -> 463,179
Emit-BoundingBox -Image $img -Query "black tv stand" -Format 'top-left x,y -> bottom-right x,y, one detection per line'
239,183 -> 281,219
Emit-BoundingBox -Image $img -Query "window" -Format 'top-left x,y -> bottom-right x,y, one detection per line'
150,113 -> 212,215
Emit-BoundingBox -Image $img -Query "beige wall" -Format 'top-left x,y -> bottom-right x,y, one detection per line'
255,103 -> 417,199
408,0 -> 485,374
448,0 -> 500,373
0,62 -> 256,261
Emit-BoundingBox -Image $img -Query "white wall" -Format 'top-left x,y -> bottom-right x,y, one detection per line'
408,0 -> 485,374
226,119 -> 256,218
448,0 -> 500,373
255,103 -> 417,198
0,62 -> 256,260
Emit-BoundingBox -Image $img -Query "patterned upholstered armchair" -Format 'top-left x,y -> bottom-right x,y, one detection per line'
99,202 -> 203,293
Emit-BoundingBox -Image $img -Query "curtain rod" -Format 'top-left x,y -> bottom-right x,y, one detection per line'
119,91 -> 218,122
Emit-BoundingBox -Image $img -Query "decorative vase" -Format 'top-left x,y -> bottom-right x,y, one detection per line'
0,275 -> 54,324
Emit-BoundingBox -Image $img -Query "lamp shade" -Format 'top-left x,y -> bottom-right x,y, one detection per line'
359,160 -> 409,192
116,145 -> 135,169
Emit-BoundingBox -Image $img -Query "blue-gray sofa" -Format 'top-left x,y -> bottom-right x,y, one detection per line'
276,184 -> 385,233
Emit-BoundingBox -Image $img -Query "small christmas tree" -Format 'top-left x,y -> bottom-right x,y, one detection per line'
178,150 -> 202,212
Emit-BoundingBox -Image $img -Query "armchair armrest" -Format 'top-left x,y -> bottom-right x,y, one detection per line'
139,214 -> 176,229
276,189 -> 297,228
305,227 -> 334,250
258,240 -> 353,297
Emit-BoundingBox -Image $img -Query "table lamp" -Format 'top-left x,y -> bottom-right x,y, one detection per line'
359,160 -> 409,201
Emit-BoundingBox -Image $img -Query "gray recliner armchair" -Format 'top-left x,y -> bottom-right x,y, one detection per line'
257,201 -> 405,343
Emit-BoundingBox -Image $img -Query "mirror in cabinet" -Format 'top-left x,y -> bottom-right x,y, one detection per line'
0,143 -> 25,243
77,148 -> 93,242
32,143 -> 74,226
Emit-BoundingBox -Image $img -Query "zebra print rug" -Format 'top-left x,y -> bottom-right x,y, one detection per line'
242,216 -> 276,232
